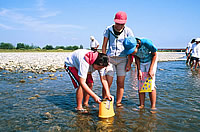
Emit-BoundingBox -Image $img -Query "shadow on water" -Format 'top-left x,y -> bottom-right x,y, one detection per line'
46,94 -> 75,111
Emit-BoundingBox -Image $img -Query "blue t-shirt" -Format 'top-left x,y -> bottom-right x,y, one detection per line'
135,39 -> 157,63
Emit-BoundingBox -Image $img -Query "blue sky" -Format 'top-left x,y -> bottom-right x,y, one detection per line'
0,0 -> 200,49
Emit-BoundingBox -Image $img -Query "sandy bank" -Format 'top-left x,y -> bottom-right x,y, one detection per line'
0,52 -> 185,73
157,52 -> 185,61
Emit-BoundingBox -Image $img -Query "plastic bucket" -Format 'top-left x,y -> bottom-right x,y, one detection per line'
99,98 -> 115,118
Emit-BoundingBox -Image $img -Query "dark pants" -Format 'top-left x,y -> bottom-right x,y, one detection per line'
91,48 -> 97,51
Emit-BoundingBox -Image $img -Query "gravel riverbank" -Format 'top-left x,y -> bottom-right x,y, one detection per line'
0,52 -> 185,73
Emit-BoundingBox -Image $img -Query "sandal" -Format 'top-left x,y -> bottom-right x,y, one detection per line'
83,104 -> 90,108
132,105 -> 145,111
75,108 -> 89,114
150,108 -> 157,114
83,104 -> 96,108
116,103 -> 124,108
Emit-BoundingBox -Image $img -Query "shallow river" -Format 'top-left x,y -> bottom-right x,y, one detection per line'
0,61 -> 199,131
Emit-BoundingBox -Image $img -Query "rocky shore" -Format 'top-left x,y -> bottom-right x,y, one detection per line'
0,52 -> 185,73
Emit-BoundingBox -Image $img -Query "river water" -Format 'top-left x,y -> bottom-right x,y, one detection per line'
0,60 -> 199,131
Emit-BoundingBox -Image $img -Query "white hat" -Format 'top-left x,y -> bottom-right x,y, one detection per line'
195,38 -> 200,42
90,36 -> 95,40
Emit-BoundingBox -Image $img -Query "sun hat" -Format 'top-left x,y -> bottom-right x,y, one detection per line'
90,36 -> 95,40
84,51 -> 99,65
195,38 -> 200,42
123,36 -> 137,55
114,11 -> 127,24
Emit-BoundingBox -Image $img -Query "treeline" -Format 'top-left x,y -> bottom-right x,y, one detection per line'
0,42 -> 84,50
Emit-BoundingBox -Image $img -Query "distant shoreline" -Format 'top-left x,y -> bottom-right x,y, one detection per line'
0,52 -> 185,73
0,48 -> 186,53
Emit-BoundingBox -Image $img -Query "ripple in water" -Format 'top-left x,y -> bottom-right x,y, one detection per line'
0,61 -> 199,131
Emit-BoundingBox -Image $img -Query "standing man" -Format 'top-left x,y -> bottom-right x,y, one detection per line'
90,36 -> 99,51
190,38 -> 200,70
185,39 -> 195,64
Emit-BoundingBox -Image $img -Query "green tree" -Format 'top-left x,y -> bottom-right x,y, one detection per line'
29,44 -> 41,49
42,45 -> 54,50
24,44 -> 30,49
0,42 -> 15,49
55,46 -> 65,50
80,45 -> 83,49
72,46 -> 79,50
65,45 -> 79,50
16,43 -> 25,49
65,46 -> 73,50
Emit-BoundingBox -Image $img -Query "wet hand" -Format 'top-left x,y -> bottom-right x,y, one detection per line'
94,96 -> 102,104
107,95 -> 113,101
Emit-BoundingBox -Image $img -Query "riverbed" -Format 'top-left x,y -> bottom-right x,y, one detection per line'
0,60 -> 199,131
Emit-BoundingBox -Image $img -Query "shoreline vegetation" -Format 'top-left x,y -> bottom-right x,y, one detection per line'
0,49 -> 74,52
0,49 -> 186,52
0,50 -> 185,73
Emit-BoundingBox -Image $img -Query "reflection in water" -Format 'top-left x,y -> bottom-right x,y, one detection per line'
134,111 -> 158,131
97,117 -> 114,131
0,61 -> 200,131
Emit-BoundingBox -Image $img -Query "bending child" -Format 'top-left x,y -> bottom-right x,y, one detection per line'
64,49 -> 112,113
123,36 -> 158,113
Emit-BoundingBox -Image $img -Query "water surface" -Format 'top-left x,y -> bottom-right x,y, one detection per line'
0,61 -> 199,131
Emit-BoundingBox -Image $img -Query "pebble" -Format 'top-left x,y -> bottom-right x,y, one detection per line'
44,112 -> 52,118
19,79 -> 26,83
34,94 -> 40,97
0,52 -> 69,73
38,78 -> 43,81
28,97 -> 37,100
0,52 -> 185,73
49,74 -> 54,77
50,77 -> 57,80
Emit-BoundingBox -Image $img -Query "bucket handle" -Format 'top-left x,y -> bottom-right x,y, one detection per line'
101,97 -> 112,102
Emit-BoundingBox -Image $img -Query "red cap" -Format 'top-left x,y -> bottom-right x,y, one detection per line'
114,11 -> 127,24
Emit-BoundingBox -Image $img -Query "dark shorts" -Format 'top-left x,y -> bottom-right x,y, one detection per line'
191,57 -> 199,62
91,48 -> 97,51
65,66 -> 93,89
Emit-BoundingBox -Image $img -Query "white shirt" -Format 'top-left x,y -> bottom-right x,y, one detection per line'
191,43 -> 200,58
65,49 -> 95,79
104,24 -> 134,57
90,39 -> 99,48
186,42 -> 193,53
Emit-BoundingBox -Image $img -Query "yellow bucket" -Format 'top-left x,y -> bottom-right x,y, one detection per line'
99,98 -> 115,118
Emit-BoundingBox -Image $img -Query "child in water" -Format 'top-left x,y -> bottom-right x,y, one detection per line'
64,49 -> 112,113
101,11 -> 134,108
189,38 -> 200,70
123,36 -> 158,113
